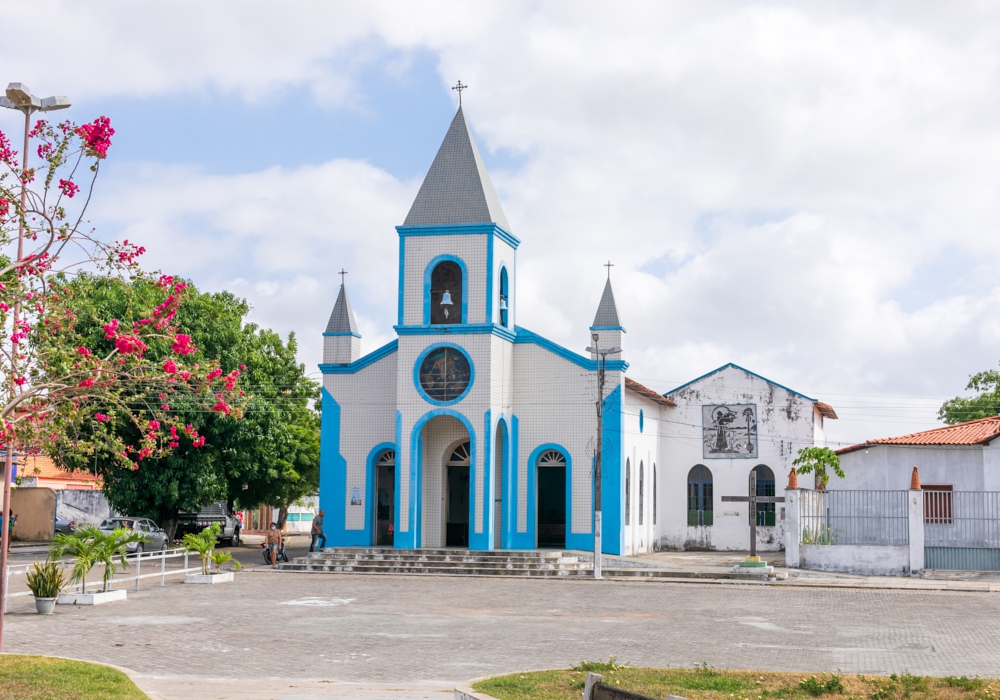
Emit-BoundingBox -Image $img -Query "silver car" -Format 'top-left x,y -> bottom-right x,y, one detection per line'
99,517 -> 169,553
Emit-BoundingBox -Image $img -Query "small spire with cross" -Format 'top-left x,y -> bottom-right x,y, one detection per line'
452,80 -> 468,107
604,260 -> 614,280
338,268 -> 348,287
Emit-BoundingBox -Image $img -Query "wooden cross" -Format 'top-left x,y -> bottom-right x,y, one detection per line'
604,260 -> 614,279
452,80 -> 468,107
338,269 -> 348,286
721,472 -> 785,557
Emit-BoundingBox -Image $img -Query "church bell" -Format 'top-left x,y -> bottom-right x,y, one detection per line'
440,290 -> 454,306
499,296 -> 508,311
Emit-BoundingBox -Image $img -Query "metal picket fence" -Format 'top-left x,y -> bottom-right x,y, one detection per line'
4,548 -> 204,611
924,491 -> 1000,570
799,489 -> 909,546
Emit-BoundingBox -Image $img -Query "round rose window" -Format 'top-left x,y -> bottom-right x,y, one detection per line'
417,346 -> 472,402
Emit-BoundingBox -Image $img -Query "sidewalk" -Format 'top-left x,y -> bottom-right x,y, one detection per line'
132,676 -> 454,700
614,549 -> 1000,592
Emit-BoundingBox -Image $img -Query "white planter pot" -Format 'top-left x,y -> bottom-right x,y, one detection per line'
34,597 -> 57,615
57,589 -> 127,605
184,572 -> 234,584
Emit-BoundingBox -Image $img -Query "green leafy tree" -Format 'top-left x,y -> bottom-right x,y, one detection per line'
939,366 -> 1000,424
64,277 -> 319,539
793,446 -> 845,490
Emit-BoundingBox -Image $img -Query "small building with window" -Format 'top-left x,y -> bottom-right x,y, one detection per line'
318,105 -> 836,555
835,417 -> 1000,493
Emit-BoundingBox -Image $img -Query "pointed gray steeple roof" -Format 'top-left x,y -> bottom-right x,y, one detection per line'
592,278 -> 622,328
403,106 -> 510,231
325,283 -> 359,335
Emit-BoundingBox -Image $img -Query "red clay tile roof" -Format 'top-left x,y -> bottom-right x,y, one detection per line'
625,377 -> 676,407
815,401 -> 838,420
836,415 -> 1000,455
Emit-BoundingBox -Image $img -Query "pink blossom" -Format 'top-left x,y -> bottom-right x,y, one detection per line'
206,368 -> 223,381
171,334 -> 195,356
147,420 -> 161,432
78,378 -> 94,388
58,179 -> 79,199
169,441 -> 179,448
95,413 -> 109,423
115,335 -> 147,356
76,116 -> 114,159
192,436 -> 206,448
162,358 -> 178,374
13,377 -> 26,386
103,318 -> 119,340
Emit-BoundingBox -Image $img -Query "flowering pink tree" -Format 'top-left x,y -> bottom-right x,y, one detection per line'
0,117 -> 241,474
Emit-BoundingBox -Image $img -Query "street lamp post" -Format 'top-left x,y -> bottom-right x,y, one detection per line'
0,83 -> 70,648
585,333 -> 621,580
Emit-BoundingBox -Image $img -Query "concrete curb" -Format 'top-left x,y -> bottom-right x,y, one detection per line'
453,674 -> 509,700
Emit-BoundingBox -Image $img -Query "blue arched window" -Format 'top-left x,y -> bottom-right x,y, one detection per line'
688,465 -> 713,526
498,266 -> 509,328
753,465 -> 776,526
429,260 -> 463,325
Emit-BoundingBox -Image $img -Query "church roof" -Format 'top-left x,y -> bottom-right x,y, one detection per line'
592,278 -> 622,328
664,363 -> 835,412
625,377 -> 676,407
836,415 -> 1000,455
403,107 -> 510,231
325,283 -> 359,335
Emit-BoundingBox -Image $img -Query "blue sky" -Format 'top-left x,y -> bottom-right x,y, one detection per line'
4,2 -> 1000,446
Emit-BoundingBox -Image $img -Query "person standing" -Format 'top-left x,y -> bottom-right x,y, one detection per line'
266,522 -> 283,568
310,509 -> 326,553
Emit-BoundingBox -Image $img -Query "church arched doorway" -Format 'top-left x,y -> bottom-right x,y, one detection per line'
446,441 -> 471,547
536,449 -> 567,548
375,449 -> 395,546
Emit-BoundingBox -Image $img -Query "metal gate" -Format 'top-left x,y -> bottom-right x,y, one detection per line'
924,491 -> 1000,570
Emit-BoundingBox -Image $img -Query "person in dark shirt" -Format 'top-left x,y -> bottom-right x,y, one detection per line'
310,509 -> 326,553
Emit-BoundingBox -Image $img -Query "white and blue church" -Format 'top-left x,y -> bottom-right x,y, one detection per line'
318,106 -> 839,555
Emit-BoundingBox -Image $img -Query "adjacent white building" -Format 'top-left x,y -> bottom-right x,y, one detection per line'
318,106 -> 837,554
836,417 -> 1000,492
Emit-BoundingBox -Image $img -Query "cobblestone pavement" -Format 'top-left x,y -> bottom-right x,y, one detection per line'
6,571 -> 1000,690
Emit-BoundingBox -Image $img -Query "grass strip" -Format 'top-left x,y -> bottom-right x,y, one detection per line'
0,654 -> 148,700
473,659 -> 999,700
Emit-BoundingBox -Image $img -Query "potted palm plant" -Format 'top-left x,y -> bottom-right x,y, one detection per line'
183,524 -> 237,584
50,524 -> 145,605
25,559 -> 67,614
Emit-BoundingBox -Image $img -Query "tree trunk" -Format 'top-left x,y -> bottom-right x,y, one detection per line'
160,514 -> 179,544
276,504 -> 289,531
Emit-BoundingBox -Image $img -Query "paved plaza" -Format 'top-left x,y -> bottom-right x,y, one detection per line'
4,568 -> 1000,698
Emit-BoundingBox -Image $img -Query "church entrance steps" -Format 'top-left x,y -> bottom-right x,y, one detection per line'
274,548 -> 780,579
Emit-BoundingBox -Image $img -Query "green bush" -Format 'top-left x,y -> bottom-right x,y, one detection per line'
799,675 -> 844,696
944,676 -> 983,691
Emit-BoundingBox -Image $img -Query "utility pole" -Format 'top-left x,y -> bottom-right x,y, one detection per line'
0,83 -> 70,650
586,332 -> 621,580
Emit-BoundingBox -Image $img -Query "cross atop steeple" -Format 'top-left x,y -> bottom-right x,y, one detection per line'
452,80 -> 467,107
604,260 -> 614,279
338,268 -> 348,286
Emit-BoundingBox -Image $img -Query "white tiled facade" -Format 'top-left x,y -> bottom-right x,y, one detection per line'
318,107 -> 832,554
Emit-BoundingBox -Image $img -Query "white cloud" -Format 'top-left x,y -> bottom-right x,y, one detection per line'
12,1 -> 1000,445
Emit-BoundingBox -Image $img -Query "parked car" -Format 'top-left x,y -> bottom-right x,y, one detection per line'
98,517 -> 169,553
54,514 -> 75,536
175,502 -> 241,546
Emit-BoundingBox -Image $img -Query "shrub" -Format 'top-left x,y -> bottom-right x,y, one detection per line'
799,675 -> 844,696
944,676 -> 983,691
25,560 -> 67,598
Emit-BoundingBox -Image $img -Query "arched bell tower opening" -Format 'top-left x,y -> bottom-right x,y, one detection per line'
430,260 -> 463,324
